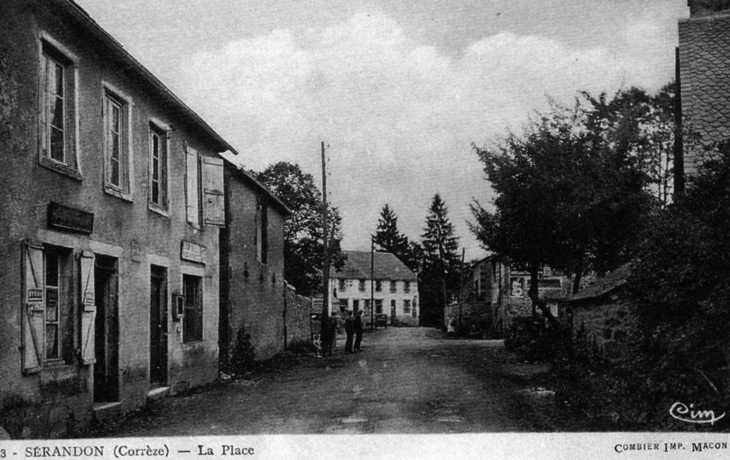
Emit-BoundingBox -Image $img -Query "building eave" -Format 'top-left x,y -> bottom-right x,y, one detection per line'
57,0 -> 238,154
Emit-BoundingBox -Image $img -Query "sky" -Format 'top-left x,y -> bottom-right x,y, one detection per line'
76,0 -> 689,261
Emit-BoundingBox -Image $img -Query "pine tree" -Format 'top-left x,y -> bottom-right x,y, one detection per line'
422,194 -> 459,263
374,204 -> 408,253
373,204 -> 422,272
420,194 -> 460,326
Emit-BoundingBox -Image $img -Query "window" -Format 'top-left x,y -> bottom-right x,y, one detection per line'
183,275 -> 203,342
412,298 -> 418,318
39,36 -> 80,178
358,279 -> 366,292
149,123 -> 168,212
103,85 -> 132,199
403,299 -> 411,314
404,281 -> 411,293
338,279 -> 346,291
44,247 -> 62,360
256,200 -> 268,263
375,299 -> 383,314
375,280 -> 382,292
390,281 -> 397,293
21,243 -> 74,372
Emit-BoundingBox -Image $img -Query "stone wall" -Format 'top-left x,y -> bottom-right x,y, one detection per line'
570,297 -> 634,359
285,284 -> 312,346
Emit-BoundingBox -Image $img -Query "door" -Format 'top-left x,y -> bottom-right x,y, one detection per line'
94,256 -> 120,403
149,266 -> 168,387
391,301 -> 396,326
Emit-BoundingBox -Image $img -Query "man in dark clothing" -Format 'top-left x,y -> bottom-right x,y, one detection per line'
354,310 -> 364,352
344,311 -> 355,353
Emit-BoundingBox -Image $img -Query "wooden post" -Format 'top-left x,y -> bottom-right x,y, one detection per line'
321,142 -> 330,334
370,236 -> 375,331
457,248 -> 465,334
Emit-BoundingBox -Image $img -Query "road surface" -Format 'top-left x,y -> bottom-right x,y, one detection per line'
89,327 -> 574,436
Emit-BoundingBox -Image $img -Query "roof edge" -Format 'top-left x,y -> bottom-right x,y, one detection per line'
220,155 -> 292,215
60,0 -> 238,155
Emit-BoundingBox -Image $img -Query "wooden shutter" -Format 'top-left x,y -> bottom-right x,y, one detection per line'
22,241 -> 45,374
185,145 -> 200,228
79,251 -> 96,364
202,156 -> 225,227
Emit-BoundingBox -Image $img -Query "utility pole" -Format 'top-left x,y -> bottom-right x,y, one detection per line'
457,248 -> 465,334
321,141 -> 330,335
370,236 -> 375,331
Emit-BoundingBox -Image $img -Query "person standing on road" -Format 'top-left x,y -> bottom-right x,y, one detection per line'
354,310 -> 364,352
344,311 -> 355,353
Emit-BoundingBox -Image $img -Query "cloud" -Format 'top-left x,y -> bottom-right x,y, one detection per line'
173,10 -> 673,258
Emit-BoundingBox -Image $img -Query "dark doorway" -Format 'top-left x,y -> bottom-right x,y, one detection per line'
150,266 -> 168,387
94,255 -> 120,403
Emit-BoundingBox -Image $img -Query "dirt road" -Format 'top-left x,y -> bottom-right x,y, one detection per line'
90,327 -> 575,437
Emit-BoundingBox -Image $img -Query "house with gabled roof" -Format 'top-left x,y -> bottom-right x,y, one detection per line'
0,0 -> 262,438
328,251 -> 419,326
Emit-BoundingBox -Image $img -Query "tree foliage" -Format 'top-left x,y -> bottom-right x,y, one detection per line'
255,162 -> 345,296
420,194 -> 461,326
373,204 -> 422,272
470,89 -> 663,307
626,141 -> 730,413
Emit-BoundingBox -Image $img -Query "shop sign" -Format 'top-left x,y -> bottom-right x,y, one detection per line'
181,241 -> 205,264
47,202 -> 94,234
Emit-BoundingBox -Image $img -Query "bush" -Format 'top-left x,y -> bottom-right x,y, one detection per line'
505,316 -> 571,362
228,328 -> 256,377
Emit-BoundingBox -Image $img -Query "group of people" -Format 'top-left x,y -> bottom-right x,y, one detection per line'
344,310 -> 364,353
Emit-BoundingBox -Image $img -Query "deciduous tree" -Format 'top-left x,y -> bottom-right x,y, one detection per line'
255,161 -> 345,296
470,90 -> 659,324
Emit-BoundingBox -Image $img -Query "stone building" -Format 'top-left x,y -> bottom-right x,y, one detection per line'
219,160 -> 292,364
0,0 -> 235,437
559,265 -> 633,359
329,251 -> 419,326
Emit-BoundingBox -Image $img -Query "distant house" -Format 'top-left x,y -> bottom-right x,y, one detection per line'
329,251 -> 419,326
678,0 -> 730,175
456,256 -> 569,333
219,160 -> 293,364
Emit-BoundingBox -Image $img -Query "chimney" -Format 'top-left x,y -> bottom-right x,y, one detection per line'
688,0 -> 730,16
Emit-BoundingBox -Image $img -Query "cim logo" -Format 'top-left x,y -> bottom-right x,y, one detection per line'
670,402 -> 726,425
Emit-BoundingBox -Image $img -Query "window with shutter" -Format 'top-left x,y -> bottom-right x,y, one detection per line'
185,145 -> 200,228
21,242 -> 75,372
201,156 -> 225,227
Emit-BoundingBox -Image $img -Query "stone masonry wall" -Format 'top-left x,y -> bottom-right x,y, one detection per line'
571,298 -> 634,359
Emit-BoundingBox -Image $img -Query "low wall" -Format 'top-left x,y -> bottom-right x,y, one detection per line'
284,284 -> 312,346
